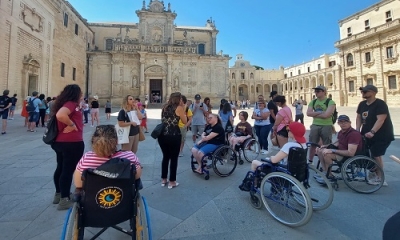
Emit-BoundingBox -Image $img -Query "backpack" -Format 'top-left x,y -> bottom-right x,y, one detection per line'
42,115 -> 58,145
26,98 -> 36,113
312,98 -> 338,124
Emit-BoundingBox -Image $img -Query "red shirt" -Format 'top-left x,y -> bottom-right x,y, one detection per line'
55,101 -> 83,142
337,127 -> 363,153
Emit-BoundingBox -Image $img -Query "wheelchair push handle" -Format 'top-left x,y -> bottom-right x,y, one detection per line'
306,142 -> 321,148
390,155 -> 400,164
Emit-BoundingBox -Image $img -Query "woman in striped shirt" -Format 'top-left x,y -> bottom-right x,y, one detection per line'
73,125 -> 142,188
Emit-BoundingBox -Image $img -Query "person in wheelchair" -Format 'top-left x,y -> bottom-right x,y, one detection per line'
229,111 -> 252,150
239,122 -> 307,191
315,115 -> 363,184
73,125 -> 142,190
191,113 -> 225,174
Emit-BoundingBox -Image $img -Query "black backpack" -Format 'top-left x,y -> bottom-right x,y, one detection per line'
26,98 -> 35,112
312,98 -> 338,124
43,115 -> 58,145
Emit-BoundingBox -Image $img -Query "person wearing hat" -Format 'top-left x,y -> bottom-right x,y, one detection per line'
315,115 -> 363,184
190,94 -> 208,143
356,85 -> 393,186
239,122 -> 307,191
306,85 -> 336,163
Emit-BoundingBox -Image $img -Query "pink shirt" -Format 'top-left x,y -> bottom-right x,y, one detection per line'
76,151 -> 141,173
55,101 -> 83,142
276,106 -> 293,131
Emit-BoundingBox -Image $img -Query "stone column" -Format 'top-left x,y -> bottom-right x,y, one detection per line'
211,32 -> 217,55
140,59 -> 145,96
167,54 -> 173,97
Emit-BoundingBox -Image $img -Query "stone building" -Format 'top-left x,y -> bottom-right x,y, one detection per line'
335,0 -> 400,106
87,0 -> 230,104
229,54 -> 282,103
0,0 -> 93,98
281,0 -> 400,106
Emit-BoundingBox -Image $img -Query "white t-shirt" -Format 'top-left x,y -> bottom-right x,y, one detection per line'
279,141 -> 307,165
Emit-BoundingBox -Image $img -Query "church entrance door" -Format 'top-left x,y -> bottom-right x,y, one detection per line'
150,79 -> 162,103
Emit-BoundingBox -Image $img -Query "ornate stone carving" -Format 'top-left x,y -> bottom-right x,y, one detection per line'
149,0 -> 164,13
21,4 -> 43,32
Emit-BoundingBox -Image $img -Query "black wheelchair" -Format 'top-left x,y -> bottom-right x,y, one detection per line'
232,132 -> 261,164
245,146 -> 334,227
310,139 -> 385,194
60,165 -> 151,240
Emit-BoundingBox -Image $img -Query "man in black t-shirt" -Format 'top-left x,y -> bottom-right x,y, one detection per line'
356,85 -> 394,186
267,91 -> 278,126
0,90 -> 12,134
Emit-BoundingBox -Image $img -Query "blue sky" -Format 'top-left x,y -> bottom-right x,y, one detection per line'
68,0 -> 378,69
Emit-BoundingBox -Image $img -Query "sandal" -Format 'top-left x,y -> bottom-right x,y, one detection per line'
161,180 -> 168,187
194,169 -> 203,174
168,182 -> 179,189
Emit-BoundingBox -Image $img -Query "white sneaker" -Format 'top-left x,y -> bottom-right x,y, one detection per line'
261,150 -> 269,155
179,153 -> 183,157
368,177 -> 387,186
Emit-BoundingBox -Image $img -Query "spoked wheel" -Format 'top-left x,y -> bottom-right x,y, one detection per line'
136,194 -> 152,240
305,164 -> 334,211
260,172 -> 312,227
61,203 -> 80,240
190,155 -> 197,173
212,146 -> 237,177
341,156 -> 384,194
250,190 -> 263,209
243,139 -> 261,163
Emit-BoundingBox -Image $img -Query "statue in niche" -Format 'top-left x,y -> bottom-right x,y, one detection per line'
183,30 -> 187,39
174,77 -> 179,88
152,28 -> 162,43
132,76 -> 138,88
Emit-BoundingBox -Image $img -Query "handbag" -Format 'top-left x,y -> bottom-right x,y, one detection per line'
151,123 -> 165,139
139,128 -> 145,141
115,123 -> 130,144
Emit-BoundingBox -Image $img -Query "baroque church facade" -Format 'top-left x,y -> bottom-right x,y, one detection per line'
88,0 -> 230,104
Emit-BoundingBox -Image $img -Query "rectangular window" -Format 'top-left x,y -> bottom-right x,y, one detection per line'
290,72 -> 293,77
349,80 -> 355,92
284,73 -> 287,79
75,24 -> 78,35
328,61 -> 336,67
367,78 -> 373,86
298,70 -> 301,75
347,27 -> 352,36
63,13 -> 68,27
388,75 -> 397,89
365,20 -> 370,30
307,67 -> 310,72
365,52 -> 371,62
318,64 -> 321,70
61,63 -> 65,77
241,72 -> 245,79
72,67 -> 76,81
387,46 -> 394,58
386,11 -> 392,22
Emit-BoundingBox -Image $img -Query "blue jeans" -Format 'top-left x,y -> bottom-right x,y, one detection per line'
254,124 -> 271,151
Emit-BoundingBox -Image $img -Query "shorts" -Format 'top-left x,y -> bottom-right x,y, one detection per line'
309,124 -> 333,144
277,127 -> 289,138
29,112 -> 39,122
192,125 -> 205,136
105,108 -> 111,113
140,118 -> 147,127
367,139 -> 392,158
180,127 -> 187,142
1,109 -> 9,119
10,106 -> 16,111
91,108 -> 99,114
193,143 -> 220,155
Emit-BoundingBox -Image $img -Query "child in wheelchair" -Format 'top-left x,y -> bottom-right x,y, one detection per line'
229,111 -> 252,151
73,125 -> 142,191
239,122 -> 307,191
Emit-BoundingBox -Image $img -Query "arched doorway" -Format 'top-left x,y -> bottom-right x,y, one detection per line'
145,65 -> 167,103
22,56 -> 41,97
238,84 -> 249,101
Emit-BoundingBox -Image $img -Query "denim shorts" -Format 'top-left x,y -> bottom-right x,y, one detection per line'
193,143 -> 220,155
29,112 -> 39,122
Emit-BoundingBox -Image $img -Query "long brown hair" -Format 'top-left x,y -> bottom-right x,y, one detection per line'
162,92 -> 181,111
121,95 -> 134,112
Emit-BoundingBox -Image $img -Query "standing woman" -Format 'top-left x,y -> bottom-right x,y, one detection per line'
204,97 -> 212,114
272,95 -> 293,147
21,96 -> 30,127
252,100 -> 271,154
105,100 -> 112,120
219,102 -> 233,131
90,95 -> 100,127
36,94 -> 47,127
117,95 -> 143,154
159,92 -> 187,189
51,84 -> 84,210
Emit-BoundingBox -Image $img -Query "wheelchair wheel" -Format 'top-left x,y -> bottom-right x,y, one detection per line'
62,203 -> 79,240
260,172 -> 312,227
250,190 -> 262,209
212,146 -> 237,177
243,139 -> 261,163
341,156 -> 384,194
305,164 -> 334,211
136,195 -> 152,240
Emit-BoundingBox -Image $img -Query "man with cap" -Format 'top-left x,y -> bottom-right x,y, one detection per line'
306,85 -> 336,163
315,115 -> 363,183
190,94 -> 208,144
356,85 -> 393,186
239,122 -> 308,191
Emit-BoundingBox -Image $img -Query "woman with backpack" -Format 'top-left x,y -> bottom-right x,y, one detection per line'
51,84 -> 84,210
36,94 -> 47,127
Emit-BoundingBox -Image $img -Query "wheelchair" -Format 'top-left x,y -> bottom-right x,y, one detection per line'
232,132 -> 261,164
60,165 -> 151,240
310,140 -> 385,194
245,146 -> 334,227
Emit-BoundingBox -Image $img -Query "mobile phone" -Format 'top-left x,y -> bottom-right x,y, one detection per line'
200,103 -> 203,107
